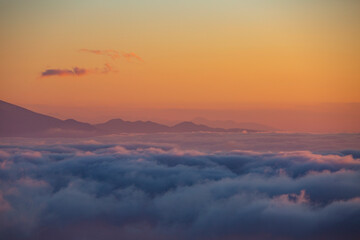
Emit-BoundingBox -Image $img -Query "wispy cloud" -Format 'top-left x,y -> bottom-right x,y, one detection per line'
79,49 -> 121,59
41,64 -> 114,77
122,52 -> 143,62
79,49 -> 143,62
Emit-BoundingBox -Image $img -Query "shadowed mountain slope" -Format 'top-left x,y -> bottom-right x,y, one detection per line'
0,100 -> 96,137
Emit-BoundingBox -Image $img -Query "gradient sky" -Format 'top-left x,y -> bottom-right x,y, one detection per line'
0,0 -> 359,131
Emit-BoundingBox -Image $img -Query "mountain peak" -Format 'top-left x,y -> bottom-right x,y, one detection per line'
173,121 -> 198,127
171,121 -> 211,132
105,118 -> 124,123
0,100 -> 95,137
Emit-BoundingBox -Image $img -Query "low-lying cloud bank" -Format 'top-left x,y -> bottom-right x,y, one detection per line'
1,141 -> 360,240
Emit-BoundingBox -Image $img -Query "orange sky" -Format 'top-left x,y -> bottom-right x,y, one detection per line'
0,0 -> 359,132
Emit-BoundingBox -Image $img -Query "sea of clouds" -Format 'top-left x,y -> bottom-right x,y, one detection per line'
1,133 -> 360,240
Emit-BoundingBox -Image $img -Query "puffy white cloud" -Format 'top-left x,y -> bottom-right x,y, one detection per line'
0,135 -> 360,239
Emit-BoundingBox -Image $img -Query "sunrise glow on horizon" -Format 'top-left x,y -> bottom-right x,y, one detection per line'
1,0 -> 359,106
1,1 -> 360,132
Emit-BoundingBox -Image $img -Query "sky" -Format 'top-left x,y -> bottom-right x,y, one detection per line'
0,0 -> 359,132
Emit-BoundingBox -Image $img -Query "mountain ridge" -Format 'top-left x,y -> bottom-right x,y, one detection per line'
0,100 -> 257,137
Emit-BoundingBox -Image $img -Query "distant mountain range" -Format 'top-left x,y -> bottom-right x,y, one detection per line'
192,117 -> 277,131
0,100 -> 257,137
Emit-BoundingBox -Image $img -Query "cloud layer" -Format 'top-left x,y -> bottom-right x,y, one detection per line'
0,136 -> 360,240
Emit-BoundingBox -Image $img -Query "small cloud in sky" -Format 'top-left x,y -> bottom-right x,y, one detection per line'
40,48 -> 140,78
41,64 -> 114,77
41,67 -> 88,77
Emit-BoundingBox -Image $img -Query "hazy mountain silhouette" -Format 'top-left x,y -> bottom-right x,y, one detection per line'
0,100 -> 257,137
171,121 -> 212,132
95,120 -> 255,134
95,119 -> 170,133
192,117 -> 277,131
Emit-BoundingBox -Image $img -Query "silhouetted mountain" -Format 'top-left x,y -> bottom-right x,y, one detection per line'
0,100 -> 96,137
63,119 -> 95,131
171,121 -> 215,132
192,117 -> 277,131
0,100 -> 257,137
95,118 -> 170,133
96,119 -> 255,133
